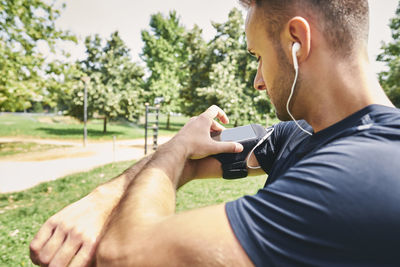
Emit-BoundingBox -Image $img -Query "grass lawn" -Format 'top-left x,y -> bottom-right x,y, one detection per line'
0,142 -> 70,157
0,160 -> 266,266
0,113 -> 280,142
0,113 -> 189,141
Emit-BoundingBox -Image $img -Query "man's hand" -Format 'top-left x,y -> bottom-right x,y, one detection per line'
174,105 -> 243,160
29,155 -> 152,267
30,190 -> 116,267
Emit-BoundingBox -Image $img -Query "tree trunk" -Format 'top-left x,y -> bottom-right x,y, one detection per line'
103,116 -> 107,133
166,112 -> 171,130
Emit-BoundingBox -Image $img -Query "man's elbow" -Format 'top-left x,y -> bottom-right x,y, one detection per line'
96,236 -> 145,267
96,238 -> 120,267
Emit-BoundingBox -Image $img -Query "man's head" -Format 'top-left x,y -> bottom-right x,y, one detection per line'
241,0 -> 370,120
240,0 -> 369,56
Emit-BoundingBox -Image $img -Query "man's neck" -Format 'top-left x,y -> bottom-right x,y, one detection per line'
298,54 -> 394,133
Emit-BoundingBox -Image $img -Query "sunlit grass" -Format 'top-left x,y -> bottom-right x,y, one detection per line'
0,114 -> 189,141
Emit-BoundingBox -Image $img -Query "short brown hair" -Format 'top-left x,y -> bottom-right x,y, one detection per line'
239,0 -> 369,56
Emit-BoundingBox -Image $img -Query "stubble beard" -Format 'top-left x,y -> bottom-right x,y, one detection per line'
270,42 -> 301,121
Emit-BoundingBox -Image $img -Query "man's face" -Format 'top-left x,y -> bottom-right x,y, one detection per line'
245,6 -> 297,121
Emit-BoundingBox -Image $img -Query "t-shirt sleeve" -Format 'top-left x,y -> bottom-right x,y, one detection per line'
254,121 -> 310,174
226,139 -> 400,266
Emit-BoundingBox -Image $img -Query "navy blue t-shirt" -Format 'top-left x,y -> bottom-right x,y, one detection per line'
226,105 -> 400,266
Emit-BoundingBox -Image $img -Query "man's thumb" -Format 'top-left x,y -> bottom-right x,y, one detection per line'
214,141 -> 244,154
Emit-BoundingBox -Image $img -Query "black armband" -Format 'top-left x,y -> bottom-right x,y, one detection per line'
211,124 -> 268,179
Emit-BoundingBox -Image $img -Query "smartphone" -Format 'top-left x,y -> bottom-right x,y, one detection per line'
211,124 -> 267,143
211,124 -> 273,179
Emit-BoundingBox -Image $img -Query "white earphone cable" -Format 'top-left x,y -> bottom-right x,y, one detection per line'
286,47 -> 313,136
246,43 -> 312,170
246,128 -> 274,169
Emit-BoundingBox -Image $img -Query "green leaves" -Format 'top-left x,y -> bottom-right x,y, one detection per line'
141,8 -> 273,126
180,8 -> 272,126
142,11 -> 187,114
2,3 -> 275,127
0,0 -> 76,112
63,31 -> 145,132
378,2 -> 400,107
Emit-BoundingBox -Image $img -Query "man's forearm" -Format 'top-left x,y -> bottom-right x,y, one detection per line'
108,139 -> 186,223
96,140 -> 187,265
95,106 -> 244,266
90,154 -> 154,208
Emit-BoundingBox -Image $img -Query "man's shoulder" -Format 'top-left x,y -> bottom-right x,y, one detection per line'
272,106 -> 400,195
303,123 -> 400,177
273,120 -> 311,134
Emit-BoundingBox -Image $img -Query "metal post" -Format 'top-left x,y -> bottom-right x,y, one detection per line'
83,83 -> 87,147
81,76 -> 90,147
153,124 -> 158,151
155,105 -> 160,130
144,103 -> 149,155
153,105 -> 160,151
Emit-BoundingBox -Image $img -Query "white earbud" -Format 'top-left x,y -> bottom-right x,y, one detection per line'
292,42 -> 301,70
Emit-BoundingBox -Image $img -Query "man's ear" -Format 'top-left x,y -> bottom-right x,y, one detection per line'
282,16 -> 311,65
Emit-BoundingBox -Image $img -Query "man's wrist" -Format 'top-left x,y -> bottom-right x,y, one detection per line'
91,180 -> 125,208
158,136 -> 190,162
147,138 -> 189,187
168,135 -> 191,158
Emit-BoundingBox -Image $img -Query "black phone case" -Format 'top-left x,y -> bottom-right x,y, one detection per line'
212,124 -> 267,179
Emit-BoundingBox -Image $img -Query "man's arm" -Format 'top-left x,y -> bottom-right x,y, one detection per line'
29,109 -> 264,267
29,154 -> 153,267
96,106 -> 253,266
28,153 -> 220,267
190,153 -> 265,184
29,153 -> 235,267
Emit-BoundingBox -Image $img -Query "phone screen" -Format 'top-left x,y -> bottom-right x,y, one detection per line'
212,125 -> 257,142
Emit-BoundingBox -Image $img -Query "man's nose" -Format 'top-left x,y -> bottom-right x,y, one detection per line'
253,65 -> 266,91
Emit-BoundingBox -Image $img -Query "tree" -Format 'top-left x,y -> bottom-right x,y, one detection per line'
179,25 -> 213,116
0,0 -> 76,111
377,1 -> 400,107
64,32 -> 145,133
44,60 -> 84,112
180,8 -> 273,126
141,11 -> 188,129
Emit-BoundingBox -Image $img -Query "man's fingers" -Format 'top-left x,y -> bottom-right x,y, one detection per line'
68,243 -> 97,267
30,221 -> 56,264
211,119 -> 226,132
37,226 -> 67,265
48,234 -> 82,267
203,105 -> 229,124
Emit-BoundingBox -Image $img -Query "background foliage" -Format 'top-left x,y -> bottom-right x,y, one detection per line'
1,2 -> 275,129
0,0 -> 76,112
65,32 -> 145,132
2,0 -> 399,131
378,1 -> 400,107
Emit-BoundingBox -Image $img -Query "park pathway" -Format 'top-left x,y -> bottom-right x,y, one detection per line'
0,136 -> 172,193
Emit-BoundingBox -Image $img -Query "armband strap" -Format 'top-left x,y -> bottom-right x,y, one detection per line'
212,138 -> 258,179
221,161 -> 248,179
211,124 -> 273,179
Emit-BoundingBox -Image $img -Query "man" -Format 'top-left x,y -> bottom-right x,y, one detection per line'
30,0 -> 400,266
